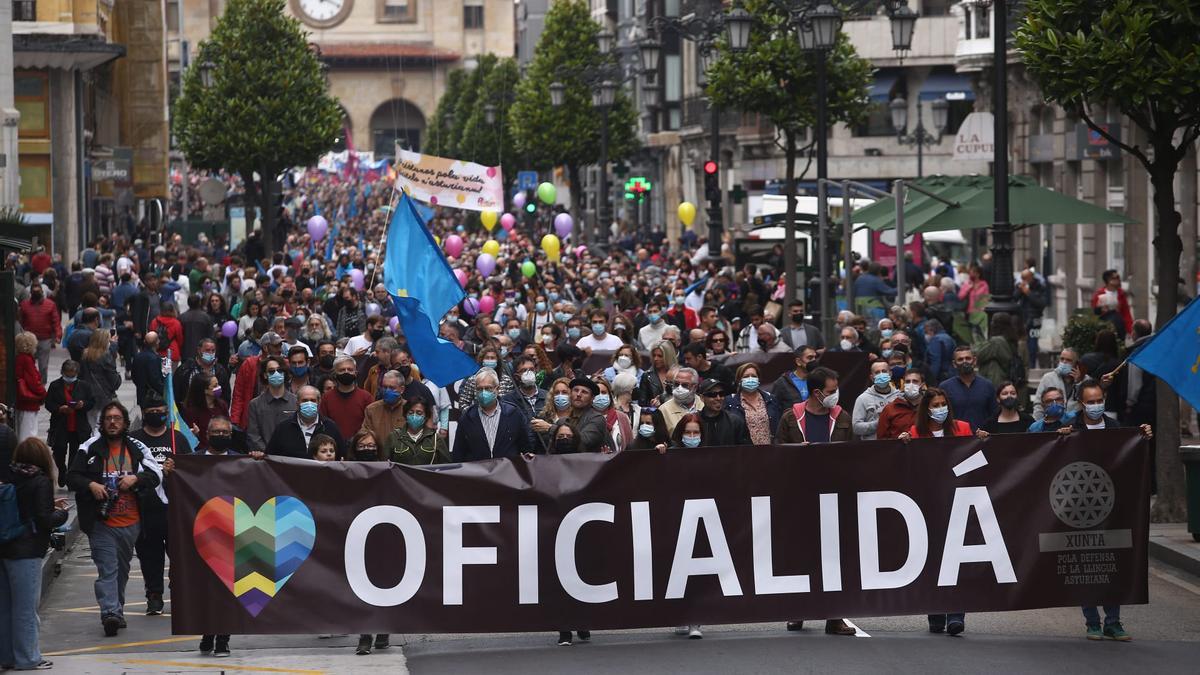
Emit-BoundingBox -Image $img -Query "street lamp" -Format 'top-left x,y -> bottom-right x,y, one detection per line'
890,96 -> 948,177
977,0 -> 1018,319
484,103 -> 497,125
593,79 -> 618,248
639,38 -> 661,74
548,82 -> 565,107
641,77 -> 660,108
890,4 -> 918,53
199,59 -> 216,88
596,30 -> 615,56
725,8 -> 752,51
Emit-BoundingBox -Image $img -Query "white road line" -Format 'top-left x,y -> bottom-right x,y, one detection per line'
1150,567 -> 1200,596
844,619 -> 871,638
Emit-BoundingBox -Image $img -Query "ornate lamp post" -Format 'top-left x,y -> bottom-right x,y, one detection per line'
890,96 -> 948,177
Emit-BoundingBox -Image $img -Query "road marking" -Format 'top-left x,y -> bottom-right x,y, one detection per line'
117,658 -> 325,674
56,599 -> 166,613
43,635 -> 198,656
1151,567 -> 1200,596
844,619 -> 871,637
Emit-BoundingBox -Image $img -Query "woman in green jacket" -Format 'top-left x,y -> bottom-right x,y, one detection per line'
385,399 -> 449,465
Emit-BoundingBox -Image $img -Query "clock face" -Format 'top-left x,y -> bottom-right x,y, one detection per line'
293,0 -> 352,28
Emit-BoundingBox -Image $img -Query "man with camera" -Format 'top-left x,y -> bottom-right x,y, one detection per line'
66,401 -> 163,637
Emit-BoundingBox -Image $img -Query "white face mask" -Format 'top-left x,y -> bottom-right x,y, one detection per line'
519,370 -> 537,387
839,339 -> 854,351
616,355 -> 633,370
903,383 -> 922,400
820,389 -> 839,409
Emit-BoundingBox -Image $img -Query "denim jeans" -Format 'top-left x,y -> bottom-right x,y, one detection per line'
90,521 -> 141,619
135,506 -> 168,596
0,557 -> 44,669
1082,605 -> 1120,628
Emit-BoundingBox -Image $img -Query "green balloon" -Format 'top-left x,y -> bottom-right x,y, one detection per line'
537,181 -> 557,204
521,260 -> 537,278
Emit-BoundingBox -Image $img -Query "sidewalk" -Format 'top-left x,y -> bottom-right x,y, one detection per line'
45,648 -> 408,674
1149,523 -> 1200,578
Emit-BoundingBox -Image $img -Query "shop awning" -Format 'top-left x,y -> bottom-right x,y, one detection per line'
13,34 -> 126,70
919,70 -> 975,102
869,69 -> 901,103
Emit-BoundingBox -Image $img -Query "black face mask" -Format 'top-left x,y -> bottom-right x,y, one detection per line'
791,312 -> 804,323
369,329 -> 385,340
209,435 -> 233,452
336,372 -> 357,386
354,450 -> 378,461
144,412 -> 168,428
319,355 -> 336,369
554,439 -> 575,454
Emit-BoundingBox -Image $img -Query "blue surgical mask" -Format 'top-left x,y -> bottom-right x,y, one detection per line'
873,372 -> 892,389
477,390 -> 497,407
647,312 -> 661,324
556,312 -> 570,323
881,329 -> 894,339
591,323 -> 606,336
929,406 -> 949,423
201,352 -> 216,365
63,376 -> 77,384
407,413 -> 426,429
291,365 -> 309,377
881,349 -> 894,359
741,376 -> 759,392
568,327 -> 581,340
535,302 -> 546,313
500,347 -> 509,358
592,394 -> 611,411
381,389 -> 401,405
299,401 -> 319,419
507,328 -> 521,340
682,435 -> 702,448
482,359 -> 498,370
1056,362 -> 1073,377
1084,403 -> 1106,420
1045,402 -> 1065,418
267,371 -> 286,388
553,393 -> 570,410
638,423 -> 655,438
548,292 -> 559,302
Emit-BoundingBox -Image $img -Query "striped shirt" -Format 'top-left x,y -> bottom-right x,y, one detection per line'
480,403 -> 501,456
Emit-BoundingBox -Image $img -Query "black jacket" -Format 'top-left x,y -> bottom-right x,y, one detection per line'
179,309 -> 214,361
65,434 -> 162,535
501,387 -> 548,423
451,402 -> 534,462
700,409 -> 752,447
0,465 -> 68,559
264,415 -> 347,459
44,378 -> 96,446
173,358 -> 231,406
126,289 -> 160,337
131,348 -> 165,408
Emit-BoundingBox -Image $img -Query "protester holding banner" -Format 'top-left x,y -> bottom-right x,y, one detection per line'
852,359 -> 902,440
451,368 -> 534,462
775,367 -> 852,444
980,381 -> 1035,434
876,368 -> 925,440
723,363 -> 781,446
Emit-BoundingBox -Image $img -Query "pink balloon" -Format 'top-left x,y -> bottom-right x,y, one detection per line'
306,215 -> 328,242
463,297 -> 480,317
574,245 -> 587,258
478,295 -> 496,314
554,213 -> 573,238
349,268 -> 364,291
512,192 -> 527,210
500,213 -> 517,231
475,253 -> 496,276
453,268 -> 468,287
221,320 -> 238,338
444,234 -> 464,257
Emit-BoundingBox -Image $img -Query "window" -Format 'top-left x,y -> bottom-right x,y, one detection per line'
165,0 -> 181,33
14,72 -> 49,138
921,0 -> 955,16
13,1 -> 36,22
944,99 -> 974,136
975,5 -> 990,39
463,0 -> 484,29
853,102 -> 897,137
379,0 -> 416,22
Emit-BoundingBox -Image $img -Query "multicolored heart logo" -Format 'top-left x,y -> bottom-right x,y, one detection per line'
193,496 -> 316,617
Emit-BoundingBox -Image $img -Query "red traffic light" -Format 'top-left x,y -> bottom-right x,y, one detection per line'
703,160 -> 719,175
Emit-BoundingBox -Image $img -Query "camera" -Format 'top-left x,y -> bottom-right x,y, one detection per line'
96,488 -> 120,521
49,530 -> 66,551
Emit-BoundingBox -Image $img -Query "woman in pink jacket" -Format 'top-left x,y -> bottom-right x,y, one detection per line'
957,263 -> 991,313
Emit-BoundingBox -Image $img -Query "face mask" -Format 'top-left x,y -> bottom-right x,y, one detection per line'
673,386 -> 694,404
482,359 -> 498,370
548,292 -> 559,302
592,394 -> 611,411
568,327 -> 581,340
267,371 -> 286,388
291,365 -> 309,377
1084,403 -> 1106,419
903,383 -> 922,400
541,334 -> 554,346
381,389 -> 402,405
555,438 -> 575,453
209,435 -> 233,452
507,328 -> 521,340
956,362 -> 975,376
616,355 -> 633,369
319,355 -> 335,369
1056,362 -> 1073,377
556,312 -> 570,323
839,339 -> 854,351
820,389 -> 840,409
518,371 -> 537,387
144,411 -> 168,428
211,386 -> 223,399
355,450 -> 378,461
535,302 -> 546,313
407,413 -> 426,428
881,349 -> 894,359
1000,396 -> 1019,409
336,372 -> 357,386
201,353 -> 216,365
648,313 -> 661,324
873,372 -> 892,389
299,401 -> 319,418
553,393 -> 570,410
929,406 -> 949,423
881,329 -> 894,339
1045,401 -> 1066,419
477,390 -> 497,407
500,347 -> 510,358
63,376 -> 77,384
370,329 -> 385,340
741,376 -> 760,392
681,435 -> 701,448
890,365 -> 907,382
591,323 -> 606,336
674,296 -> 685,306
790,312 -> 804,323
638,423 -> 655,438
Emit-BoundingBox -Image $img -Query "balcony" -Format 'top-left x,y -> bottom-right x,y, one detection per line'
14,1 -> 37,22
681,95 -> 741,134
953,0 -> 1023,73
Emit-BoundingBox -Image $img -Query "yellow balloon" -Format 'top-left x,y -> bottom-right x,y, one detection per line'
541,234 -> 561,256
677,201 -> 697,226
435,236 -> 441,246
481,210 -> 498,231
482,240 -> 500,257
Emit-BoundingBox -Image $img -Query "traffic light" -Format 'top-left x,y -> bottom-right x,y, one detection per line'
703,160 -> 721,204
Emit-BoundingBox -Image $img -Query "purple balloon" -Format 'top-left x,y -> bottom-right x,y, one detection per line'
389,316 -> 400,333
554,212 -> 574,239
221,320 -> 237,338
476,253 -> 496,277
513,192 -> 527,210
306,215 -> 329,242
349,268 -> 365,291
462,297 -> 480,317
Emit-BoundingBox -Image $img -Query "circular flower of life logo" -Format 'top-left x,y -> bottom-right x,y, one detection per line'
1049,461 -> 1116,529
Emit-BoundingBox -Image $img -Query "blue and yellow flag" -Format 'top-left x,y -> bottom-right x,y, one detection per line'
1128,297 -> 1200,411
163,358 -> 201,450
383,193 -> 477,387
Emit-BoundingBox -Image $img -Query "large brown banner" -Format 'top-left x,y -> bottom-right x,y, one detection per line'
169,429 -> 1149,635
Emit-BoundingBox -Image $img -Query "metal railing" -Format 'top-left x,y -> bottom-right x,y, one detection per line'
14,1 -> 37,21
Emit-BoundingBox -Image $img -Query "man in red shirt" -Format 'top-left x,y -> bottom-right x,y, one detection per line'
18,282 -> 62,378
318,355 -> 374,440
1090,270 -> 1134,339
876,369 -> 925,439
230,332 -> 284,428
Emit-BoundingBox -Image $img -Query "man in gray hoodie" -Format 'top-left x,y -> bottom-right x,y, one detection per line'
852,359 -> 902,440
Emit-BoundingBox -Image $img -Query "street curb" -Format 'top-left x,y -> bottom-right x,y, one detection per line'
39,508 -> 82,607
1148,531 -> 1200,578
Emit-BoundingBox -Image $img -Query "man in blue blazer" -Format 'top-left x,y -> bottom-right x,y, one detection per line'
452,367 -> 536,462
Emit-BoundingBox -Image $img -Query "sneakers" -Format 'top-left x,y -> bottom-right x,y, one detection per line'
15,661 -> 53,670
577,631 -> 591,643
947,620 -> 965,636
1104,623 -> 1132,641
373,634 -> 390,650
214,638 -> 230,657
1086,625 -> 1104,641
557,631 -> 573,646
117,615 -> 127,629
102,615 -> 121,637
825,619 -> 856,636
199,635 -> 214,654
786,621 -> 804,632
146,593 -> 165,616
688,625 -> 703,639
356,635 -> 373,655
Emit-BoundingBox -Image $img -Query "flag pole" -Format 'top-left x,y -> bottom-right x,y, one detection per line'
368,187 -> 404,291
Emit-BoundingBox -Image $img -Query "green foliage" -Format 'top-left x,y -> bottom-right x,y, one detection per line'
0,206 -> 26,227
173,0 -> 343,177
706,0 -> 874,136
1060,312 -> 1108,359
427,69 -> 468,157
509,0 -> 640,172
458,57 -> 522,177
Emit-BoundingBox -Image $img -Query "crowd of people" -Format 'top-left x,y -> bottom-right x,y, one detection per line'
0,168 -> 1159,669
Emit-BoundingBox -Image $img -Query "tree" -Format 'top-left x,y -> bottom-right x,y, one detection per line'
427,68 -> 468,157
509,0 -> 639,244
458,57 -> 522,184
707,0 -> 872,303
1016,0 -> 1200,521
173,0 -> 342,257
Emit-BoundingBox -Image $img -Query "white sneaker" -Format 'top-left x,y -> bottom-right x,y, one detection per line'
674,626 -> 689,636
688,625 -> 703,639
